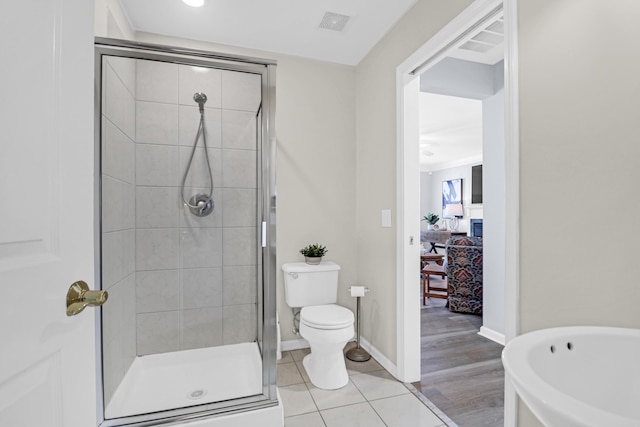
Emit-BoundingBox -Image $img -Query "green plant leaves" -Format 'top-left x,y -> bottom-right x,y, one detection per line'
299,243 -> 328,257
422,213 -> 440,224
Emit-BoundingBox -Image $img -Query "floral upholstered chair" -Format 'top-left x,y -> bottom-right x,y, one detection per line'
445,236 -> 483,314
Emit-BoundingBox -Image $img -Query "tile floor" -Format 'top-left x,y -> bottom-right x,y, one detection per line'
278,344 -> 453,427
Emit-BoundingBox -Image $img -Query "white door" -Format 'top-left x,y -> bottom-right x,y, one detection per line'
0,1 -> 98,426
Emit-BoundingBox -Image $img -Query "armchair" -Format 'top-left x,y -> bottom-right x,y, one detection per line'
445,236 -> 483,314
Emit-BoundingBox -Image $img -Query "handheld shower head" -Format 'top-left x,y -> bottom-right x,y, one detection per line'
193,92 -> 207,114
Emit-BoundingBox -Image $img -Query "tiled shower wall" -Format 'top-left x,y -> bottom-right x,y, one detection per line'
132,60 -> 260,355
101,56 -> 137,404
101,57 -> 261,405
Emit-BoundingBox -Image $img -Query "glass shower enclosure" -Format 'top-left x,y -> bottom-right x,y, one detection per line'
95,38 -> 277,426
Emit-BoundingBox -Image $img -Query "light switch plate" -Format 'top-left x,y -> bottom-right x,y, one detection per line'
381,209 -> 392,227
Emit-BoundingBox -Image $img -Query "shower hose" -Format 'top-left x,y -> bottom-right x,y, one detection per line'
180,95 -> 214,213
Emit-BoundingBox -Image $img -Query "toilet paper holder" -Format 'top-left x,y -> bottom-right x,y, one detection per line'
348,286 -> 369,296
346,286 -> 371,362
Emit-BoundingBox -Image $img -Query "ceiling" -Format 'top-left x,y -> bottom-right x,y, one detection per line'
119,0 -> 418,65
119,1 -> 502,172
419,93 -> 483,172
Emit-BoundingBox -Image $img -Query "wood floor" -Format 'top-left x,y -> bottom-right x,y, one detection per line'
412,276 -> 505,427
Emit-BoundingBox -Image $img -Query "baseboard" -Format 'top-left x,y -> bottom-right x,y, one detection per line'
281,338 -> 309,352
478,326 -> 506,346
359,337 -> 398,379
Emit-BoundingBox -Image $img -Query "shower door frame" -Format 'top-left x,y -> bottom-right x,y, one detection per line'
94,38 -> 278,427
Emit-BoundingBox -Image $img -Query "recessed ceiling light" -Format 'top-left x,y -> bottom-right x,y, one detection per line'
182,0 -> 204,7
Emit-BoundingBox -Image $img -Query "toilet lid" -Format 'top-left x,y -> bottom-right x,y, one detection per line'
301,304 -> 354,330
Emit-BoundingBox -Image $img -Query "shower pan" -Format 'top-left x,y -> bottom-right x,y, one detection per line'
95,39 -> 278,426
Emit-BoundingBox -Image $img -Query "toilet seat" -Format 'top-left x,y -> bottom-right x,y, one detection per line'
301,304 -> 354,330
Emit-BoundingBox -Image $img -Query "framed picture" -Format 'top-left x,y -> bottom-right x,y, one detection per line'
442,178 -> 463,218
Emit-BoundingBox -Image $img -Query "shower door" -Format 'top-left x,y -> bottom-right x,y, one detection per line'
96,39 -> 277,426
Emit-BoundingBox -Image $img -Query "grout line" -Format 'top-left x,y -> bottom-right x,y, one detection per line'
365,400 -> 390,427
281,349 -> 463,427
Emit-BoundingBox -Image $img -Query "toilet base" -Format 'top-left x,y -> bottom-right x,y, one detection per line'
302,348 -> 349,390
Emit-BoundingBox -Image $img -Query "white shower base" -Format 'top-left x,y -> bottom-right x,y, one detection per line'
105,342 -> 263,419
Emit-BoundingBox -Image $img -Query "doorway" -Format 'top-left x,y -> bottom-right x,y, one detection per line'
395,0 -> 520,425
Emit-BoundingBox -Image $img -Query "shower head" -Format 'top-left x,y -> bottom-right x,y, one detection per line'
193,92 -> 207,114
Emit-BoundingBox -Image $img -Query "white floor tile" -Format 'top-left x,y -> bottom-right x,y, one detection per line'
279,353 -> 449,427
294,360 -> 311,383
284,411 -> 326,427
370,394 -> 445,427
321,402 -> 386,427
277,362 -> 304,387
345,353 -> 383,375
278,350 -> 294,364
279,383 -> 317,418
350,369 -> 411,401
308,380 -> 366,410
290,348 -> 311,361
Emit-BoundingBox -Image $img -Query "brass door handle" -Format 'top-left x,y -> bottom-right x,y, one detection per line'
66,280 -> 108,316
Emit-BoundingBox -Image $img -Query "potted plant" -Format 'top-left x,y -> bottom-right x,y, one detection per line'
422,213 -> 440,230
299,243 -> 328,265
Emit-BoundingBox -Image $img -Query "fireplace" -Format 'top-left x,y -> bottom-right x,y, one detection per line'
470,219 -> 483,238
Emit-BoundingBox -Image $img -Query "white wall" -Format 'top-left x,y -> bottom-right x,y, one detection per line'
482,88 -> 505,339
420,57 -> 498,100
95,0 -> 135,39
518,0 -> 640,329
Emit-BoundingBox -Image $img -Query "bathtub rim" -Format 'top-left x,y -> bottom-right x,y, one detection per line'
502,325 -> 640,427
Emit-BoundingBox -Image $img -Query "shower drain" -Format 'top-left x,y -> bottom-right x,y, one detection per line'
187,389 -> 208,400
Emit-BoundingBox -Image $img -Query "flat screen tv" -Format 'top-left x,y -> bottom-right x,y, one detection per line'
472,164 -> 483,204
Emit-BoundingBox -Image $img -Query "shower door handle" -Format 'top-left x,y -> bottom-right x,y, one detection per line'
66,280 -> 108,316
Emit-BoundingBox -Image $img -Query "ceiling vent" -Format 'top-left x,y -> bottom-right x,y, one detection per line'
448,14 -> 504,65
319,12 -> 350,32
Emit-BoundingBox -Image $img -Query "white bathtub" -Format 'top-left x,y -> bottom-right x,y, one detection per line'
502,326 -> 640,427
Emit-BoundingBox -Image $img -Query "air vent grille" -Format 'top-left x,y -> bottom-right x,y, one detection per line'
460,40 -> 495,53
319,12 -> 350,32
459,16 -> 504,53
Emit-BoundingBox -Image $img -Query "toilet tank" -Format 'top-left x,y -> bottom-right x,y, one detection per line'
282,262 -> 341,308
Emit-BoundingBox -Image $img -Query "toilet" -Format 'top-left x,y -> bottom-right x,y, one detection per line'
282,261 -> 354,390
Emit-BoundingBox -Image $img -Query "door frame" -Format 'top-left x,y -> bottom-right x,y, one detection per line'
394,0 -> 520,425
